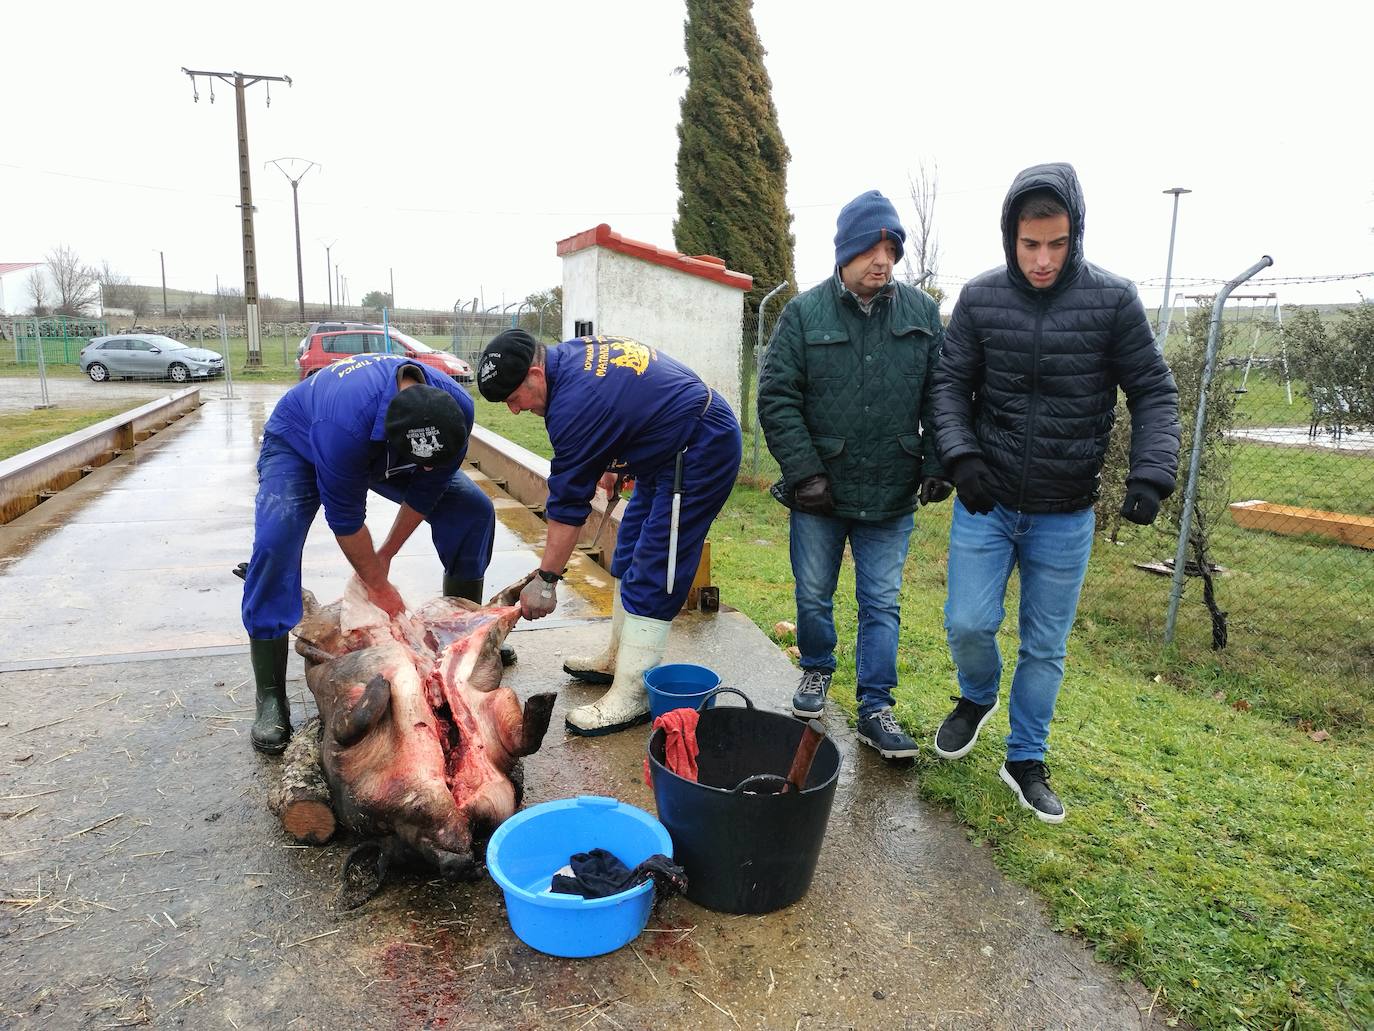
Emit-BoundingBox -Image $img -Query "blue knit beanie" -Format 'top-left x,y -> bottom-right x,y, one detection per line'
834,190 -> 905,268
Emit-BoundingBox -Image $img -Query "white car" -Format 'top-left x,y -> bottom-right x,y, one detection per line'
80,335 -> 225,383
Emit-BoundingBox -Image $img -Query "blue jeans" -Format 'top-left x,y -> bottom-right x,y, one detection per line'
943,502 -> 1095,762
790,510 -> 914,718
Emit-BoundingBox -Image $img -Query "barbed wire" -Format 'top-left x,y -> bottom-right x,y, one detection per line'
1138,271 -> 1374,286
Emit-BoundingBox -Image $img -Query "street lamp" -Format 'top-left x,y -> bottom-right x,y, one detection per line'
267,158 -> 319,320
1157,187 -> 1192,352
320,239 -> 337,311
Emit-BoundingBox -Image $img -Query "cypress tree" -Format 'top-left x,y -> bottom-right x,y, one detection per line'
673,0 -> 794,318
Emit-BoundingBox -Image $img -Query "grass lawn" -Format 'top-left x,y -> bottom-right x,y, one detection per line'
0,406 -> 131,460
473,394 -> 1374,1031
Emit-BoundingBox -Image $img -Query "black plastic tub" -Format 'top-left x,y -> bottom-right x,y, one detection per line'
647,688 -> 840,914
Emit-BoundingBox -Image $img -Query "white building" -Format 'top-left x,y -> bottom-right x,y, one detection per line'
557,224 -> 751,414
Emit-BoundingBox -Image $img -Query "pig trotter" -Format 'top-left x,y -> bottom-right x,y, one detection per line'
516,692 -> 558,757
332,673 -> 392,747
250,636 -> 292,755
337,840 -> 394,910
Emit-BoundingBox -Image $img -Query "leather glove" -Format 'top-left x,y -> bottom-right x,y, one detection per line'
919,476 -> 953,505
519,573 -> 559,619
1120,482 -> 1162,525
950,457 -> 996,515
792,474 -> 835,516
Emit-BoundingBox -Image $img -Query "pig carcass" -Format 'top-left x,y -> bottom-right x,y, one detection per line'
293,575 -> 556,880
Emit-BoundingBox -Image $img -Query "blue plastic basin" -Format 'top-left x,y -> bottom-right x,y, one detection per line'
644,663 -> 723,719
486,796 -> 673,958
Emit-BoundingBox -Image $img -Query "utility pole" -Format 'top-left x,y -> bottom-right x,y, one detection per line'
159,250 -> 168,315
1157,186 -> 1192,353
390,267 -> 395,310
336,265 -> 341,310
322,240 -> 336,311
182,67 -> 292,367
267,158 -> 318,320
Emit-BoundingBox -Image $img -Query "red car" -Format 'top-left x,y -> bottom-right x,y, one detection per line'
296,328 -> 473,383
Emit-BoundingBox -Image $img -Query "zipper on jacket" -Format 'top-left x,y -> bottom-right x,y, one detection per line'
1016,299 -> 1046,511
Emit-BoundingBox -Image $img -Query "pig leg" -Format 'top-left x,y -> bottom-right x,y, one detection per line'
331,674 -> 392,747
484,689 -> 558,759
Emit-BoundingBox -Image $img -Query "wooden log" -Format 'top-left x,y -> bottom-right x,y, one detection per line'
268,717 -> 336,844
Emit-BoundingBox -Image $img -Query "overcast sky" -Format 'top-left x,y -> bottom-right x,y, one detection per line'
5,0 -> 1371,316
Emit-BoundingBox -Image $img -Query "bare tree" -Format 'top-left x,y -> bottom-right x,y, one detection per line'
99,261 -> 146,324
46,246 -> 100,316
905,160 -> 942,301
27,268 -> 50,315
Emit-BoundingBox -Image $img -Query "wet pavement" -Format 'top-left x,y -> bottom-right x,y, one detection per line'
0,389 -> 1182,1030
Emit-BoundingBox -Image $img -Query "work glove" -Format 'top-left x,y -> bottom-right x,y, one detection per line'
1120,481 -> 1163,525
919,476 -> 953,505
949,457 -> 996,515
519,573 -> 559,620
792,474 -> 835,516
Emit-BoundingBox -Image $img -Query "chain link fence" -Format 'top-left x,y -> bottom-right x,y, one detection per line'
1083,298 -> 1373,721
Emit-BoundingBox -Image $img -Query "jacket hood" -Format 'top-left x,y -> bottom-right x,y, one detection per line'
1001,162 -> 1086,295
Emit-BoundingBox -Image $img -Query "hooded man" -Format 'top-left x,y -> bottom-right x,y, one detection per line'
758,189 -> 949,761
928,162 -> 1181,822
477,330 -> 742,736
241,353 -> 496,755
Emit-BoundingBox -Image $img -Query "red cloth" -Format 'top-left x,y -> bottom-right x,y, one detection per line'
643,707 -> 700,786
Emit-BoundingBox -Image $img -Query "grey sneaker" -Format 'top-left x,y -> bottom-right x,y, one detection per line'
791,669 -> 832,718
856,707 -> 919,760
1000,760 -> 1066,824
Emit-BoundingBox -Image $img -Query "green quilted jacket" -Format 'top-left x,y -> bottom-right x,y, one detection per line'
758,276 -> 945,521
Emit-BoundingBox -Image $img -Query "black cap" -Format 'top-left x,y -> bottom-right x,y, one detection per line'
384,385 -> 467,467
478,329 -> 537,402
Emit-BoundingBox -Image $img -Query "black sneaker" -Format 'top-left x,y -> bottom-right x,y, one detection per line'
856,707 -> 919,760
933,695 -> 999,760
791,669 -> 833,718
1000,760 -> 1065,824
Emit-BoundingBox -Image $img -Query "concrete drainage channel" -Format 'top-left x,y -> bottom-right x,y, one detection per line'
0,387 -> 202,524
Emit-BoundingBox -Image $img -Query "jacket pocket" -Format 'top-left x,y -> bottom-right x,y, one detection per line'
804,329 -> 851,380
892,325 -> 934,382
814,434 -> 846,460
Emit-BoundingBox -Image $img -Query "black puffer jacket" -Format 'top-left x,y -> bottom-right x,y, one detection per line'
930,162 -> 1180,512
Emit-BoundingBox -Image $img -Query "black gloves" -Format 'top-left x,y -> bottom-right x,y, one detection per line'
919,476 -> 953,505
1120,481 -> 1162,525
949,457 -> 996,515
792,474 -> 835,516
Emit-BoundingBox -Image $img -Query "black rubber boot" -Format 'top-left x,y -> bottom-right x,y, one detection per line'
250,636 -> 292,755
443,575 -> 516,666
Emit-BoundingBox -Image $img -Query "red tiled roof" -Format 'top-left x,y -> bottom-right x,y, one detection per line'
555,224 -> 752,291
0,262 -> 40,276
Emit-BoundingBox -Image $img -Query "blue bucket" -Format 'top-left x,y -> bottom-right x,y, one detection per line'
644,663 -> 723,719
486,796 -> 673,958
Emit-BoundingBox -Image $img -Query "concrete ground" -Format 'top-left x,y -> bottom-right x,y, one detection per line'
0,387 -> 1183,1030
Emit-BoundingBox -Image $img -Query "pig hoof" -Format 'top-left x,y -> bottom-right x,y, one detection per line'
500,644 -> 517,667
337,840 -> 391,910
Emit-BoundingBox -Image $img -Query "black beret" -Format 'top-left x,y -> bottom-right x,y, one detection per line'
478,329 -> 537,402
384,385 -> 467,466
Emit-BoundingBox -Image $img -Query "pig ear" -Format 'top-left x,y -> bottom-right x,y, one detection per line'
332,673 -> 392,747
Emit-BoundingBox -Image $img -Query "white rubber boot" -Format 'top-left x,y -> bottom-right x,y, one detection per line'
565,612 -> 670,736
562,580 -> 624,685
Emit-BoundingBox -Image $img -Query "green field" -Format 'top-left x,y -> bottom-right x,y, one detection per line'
0,406 -> 130,460
473,391 -> 1374,1031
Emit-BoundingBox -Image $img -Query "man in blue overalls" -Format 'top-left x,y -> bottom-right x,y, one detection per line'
241,353 -> 496,754
477,330 -> 742,736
